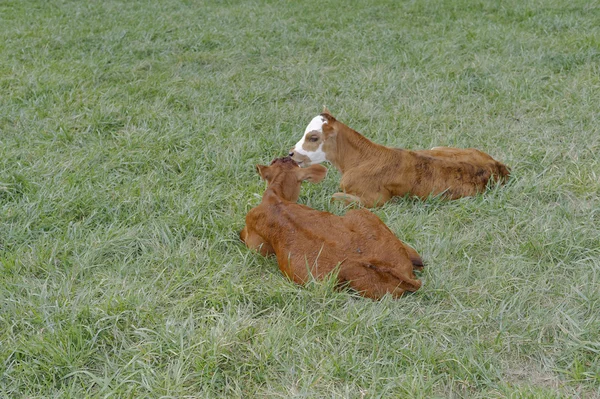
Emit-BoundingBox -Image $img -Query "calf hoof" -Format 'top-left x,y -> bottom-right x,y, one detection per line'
331,192 -> 363,206
410,257 -> 425,271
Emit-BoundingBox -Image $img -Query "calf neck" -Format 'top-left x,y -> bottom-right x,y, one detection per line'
290,109 -> 510,207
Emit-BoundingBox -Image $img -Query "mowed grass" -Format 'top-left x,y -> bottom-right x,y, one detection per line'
1,0 -> 599,397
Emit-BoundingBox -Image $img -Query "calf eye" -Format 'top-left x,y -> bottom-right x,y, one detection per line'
308,136 -> 319,142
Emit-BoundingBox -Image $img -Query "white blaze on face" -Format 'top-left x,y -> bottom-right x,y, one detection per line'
293,115 -> 328,165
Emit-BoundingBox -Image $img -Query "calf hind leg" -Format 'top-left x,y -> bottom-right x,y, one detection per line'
338,262 -> 422,299
402,243 -> 425,271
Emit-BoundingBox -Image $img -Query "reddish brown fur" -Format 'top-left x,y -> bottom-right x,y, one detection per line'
240,157 -> 423,299
290,110 -> 510,207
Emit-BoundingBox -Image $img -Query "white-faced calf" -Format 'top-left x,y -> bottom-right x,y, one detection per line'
289,108 -> 510,207
240,157 -> 423,299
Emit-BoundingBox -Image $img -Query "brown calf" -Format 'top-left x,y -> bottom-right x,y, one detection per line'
240,157 -> 423,299
289,108 -> 510,207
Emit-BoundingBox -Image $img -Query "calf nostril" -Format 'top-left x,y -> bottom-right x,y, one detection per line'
288,152 -> 294,157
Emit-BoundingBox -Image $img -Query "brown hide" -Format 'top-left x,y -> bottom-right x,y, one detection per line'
240,157 -> 423,299
291,110 -> 510,207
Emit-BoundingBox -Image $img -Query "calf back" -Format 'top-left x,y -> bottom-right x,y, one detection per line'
247,202 -> 421,298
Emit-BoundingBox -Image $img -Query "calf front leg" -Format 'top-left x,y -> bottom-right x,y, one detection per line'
332,190 -> 391,208
338,174 -> 393,207
240,226 -> 274,256
331,192 -> 364,206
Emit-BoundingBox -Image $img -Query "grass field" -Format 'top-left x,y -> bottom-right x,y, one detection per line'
1,0 -> 599,397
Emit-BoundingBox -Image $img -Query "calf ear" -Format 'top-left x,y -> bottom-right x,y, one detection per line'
296,164 -> 327,183
256,164 -> 271,182
322,122 -> 336,138
321,106 -> 336,123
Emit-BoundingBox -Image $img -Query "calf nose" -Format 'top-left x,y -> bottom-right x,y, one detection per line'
289,151 -> 294,157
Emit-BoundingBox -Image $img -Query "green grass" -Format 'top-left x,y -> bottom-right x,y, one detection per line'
1,0 -> 599,397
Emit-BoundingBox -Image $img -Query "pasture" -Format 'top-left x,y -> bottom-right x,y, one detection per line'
1,0 -> 599,397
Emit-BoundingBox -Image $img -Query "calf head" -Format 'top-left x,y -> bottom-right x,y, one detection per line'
256,157 -> 327,202
289,107 -> 338,166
